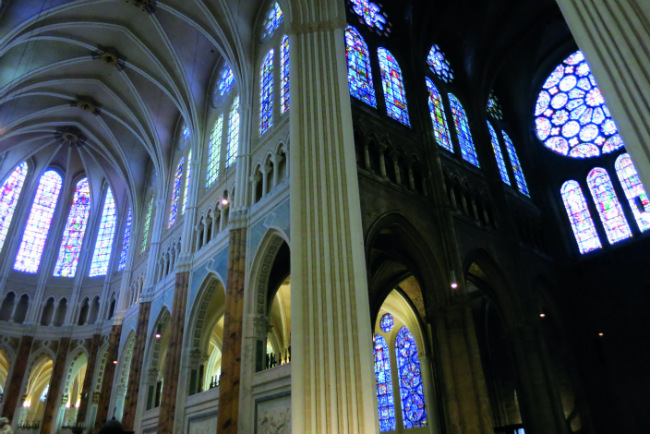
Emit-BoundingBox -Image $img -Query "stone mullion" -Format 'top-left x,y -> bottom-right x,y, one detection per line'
76,334 -> 101,426
1,336 -> 33,422
40,337 -> 71,434
121,301 -> 151,431
288,21 -> 377,434
93,325 -> 121,433
216,226 -> 246,434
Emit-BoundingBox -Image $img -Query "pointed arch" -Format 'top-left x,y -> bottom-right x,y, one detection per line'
345,26 -> 376,108
377,47 -> 410,126
615,153 -> 650,232
53,177 -> 91,277
561,180 -> 602,254
587,167 -> 631,244
448,93 -> 479,167
425,78 -> 453,152
90,187 -> 117,276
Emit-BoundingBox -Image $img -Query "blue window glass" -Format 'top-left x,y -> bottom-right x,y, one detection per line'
587,168 -> 632,244
263,2 -> 283,38
118,206 -> 132,270
427,44 -> 454,83
53,178 -> 91,277
182,150 -> 192,215
141,197 -> 153,253
486,91 -> 503,120
487,122 -> 511,186
281,35 -> 290,113
395,326 -> 428,429
227,96 -> 240,167
448,93 -> 479,167
89,187 -> 117,277
425,78 -> 453,152
615,153 -> 650,232
206,116 -> 223,187
374,334 -> 396,432
0,162 -> 28,253
260,50 -> 274,135
379,313 -> 393,333
168,158 -> 184,228
502,131 -> 530,196
345,26 -> 376,108
218,66 -> 234,97
561,180 -> 602,254
350,0 -> 388,32
377,48 -> 410,126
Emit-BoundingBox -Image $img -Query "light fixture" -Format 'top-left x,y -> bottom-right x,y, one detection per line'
113,360 -> 118,365
220,189 -> 229,206
155,324 -> 162,339
539,313 -> 546,318
598,332 -> 604,337
450,270 -> 458,289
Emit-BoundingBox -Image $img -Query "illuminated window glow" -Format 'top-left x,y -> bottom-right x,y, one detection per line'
615,153 -> 650,232
395,326 -> 428,429
0,162 -> 28,253
218,66 -> 234,97
345,26 -> 376,108
374,334 -> 396,432
561,180 -> 602,254
206,116 -> 223,187
263,2 -> 283,38
182,150 -> 192,215
502,131 -> 529,196
377,48 -> 410,126
427,44 -> 454,83
587,168 -> 632,244
379,313 -> 393,333
53,178 -> 91,278
281,35 -> 290,113
260,50 -> 274,135
227,96 -> 240,167
141,197 -> 153,253
487,122 -> 511,186
425,78 -> 453,152
118,206 -> 132,270
487,91 -> 503,120
448,93 -> 479,167
349,0 -> 388,31
89,188 -> 117,277
168,158 -> 184,228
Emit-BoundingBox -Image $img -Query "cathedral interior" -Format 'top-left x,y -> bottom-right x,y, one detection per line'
0,0 -> 648,433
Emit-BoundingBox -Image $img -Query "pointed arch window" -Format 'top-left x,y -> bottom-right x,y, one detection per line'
345,26 -> 376,108
227,96 -> 240,168
118,206 -> 132,270
374,334 -> 396,432
395,326 -> 428,429
54,178 -> 91,277
217,66 -> 234,98
263,2 -> 283,38
0,162 -> 28,253
182,150 -> 192,215
427,44 -> 454,84
260,50 -> 274,135
448,93 -> 479,167
615,153 -> 650,232
89,188 -> 117,277
141,197 -> 153,254
425,78 -> 453,152
206,116 -> 223,187
561,180 -> 602,254
14,170 -> 62,273
281,35 -> 290,113
168,158 -> 184,228
587,168 -> 632,244
377,48 -> 410,126
502,131 -> 529,196
487,122 -> 511,186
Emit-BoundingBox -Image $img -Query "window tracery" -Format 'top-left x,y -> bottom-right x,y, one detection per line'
54,178 -> 91,277
377,48 -> 410,126
89,187 -> 117,277
587,167 -> 632,244
207,116 -> 223,187
425,78 -> 453,152
345,26 -> 376,108
182,150 -> 192,215
395,326 -> 428,429
349,0 -> 389,34
168,158 -> 184,228
262,2 -> 283,39
448,93 -> 479,167
560,180 -> 602,254
260,50 -> 274,135
502,131 -> 530,197
0,162 -> 28,253
487,121 -> 511,186
427,44 -> 454,84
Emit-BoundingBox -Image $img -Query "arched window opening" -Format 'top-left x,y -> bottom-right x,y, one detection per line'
18,356 -> 53,428
206,116 -> 224,187
141,197 -> 153,253
14,170 -> 63,273
615,153 -> 650,232
502,131 -> 530,196
350,0 -> 389,31
54,298 -> 67,326
395,326 -> 427,429
281,35 -> 290,112
107,296 -> 116,320
88,296 -> 100,324
202,315 -> 224,392
448,94 -> 479,167
0,162 -> 28,253
118,206 -> 132,271
182,150 -> 192,215
40,298 -> 55,326
260,51 -> 274,135
377,48 -> 410,126
262,2 -> 283,39
486,91 -> 503,120
425,78 -> 453,152
345,26 -> 376,108
374,332 -> 396,432
89,187 -> 117,277
227,96 -> 240,167
14,294 -> 29,324
53,178 -> 91,278
587,168 -> 632,244
0,291 -> 15,321
61,353 -> 87,427
426,44 -> 454,84
561,180 -> 602,254
217,66 -> 234,99
487,121 -> 511,186
168,158 -> 184,228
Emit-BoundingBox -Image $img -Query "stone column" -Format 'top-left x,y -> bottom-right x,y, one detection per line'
77,334 -> 101,425
288,3 -> 377,432
216,223 -> 247,434
40,337 -> 70,434
555,0 -> 650,187
1,336 -> 32,422
93,325 -> 121,433
122,301 -> 151,431
158,270 -> 190,434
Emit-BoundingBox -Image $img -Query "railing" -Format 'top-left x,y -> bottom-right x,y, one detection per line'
262,348 -> 291,371
17,421 -> 40,430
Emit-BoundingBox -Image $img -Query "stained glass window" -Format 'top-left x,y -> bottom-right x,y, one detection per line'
427,44 -> 454,83
89,188 -> 117,277
345,26 -> 376,108
0,162 -> 28,253
377,48 -> 410,126
182,150 -> 192,215
502,131 -> 529,196
395,326 -> 428,429
53,178 -> 91,278
349,0 -> 388,32
227,96 -> 240,167
260,50 -> 274,135
487,91 -> 503,120
118,206 -> 132,270
535,50 -> 624,158
425,78 -> 453,152
262,2 -> 283,38
374,334 -> 396,432
168,158 -> 184,228
379,313 -> 393,333
560,180 -> 602,254
14,170 -> 62,273
587,168 -> 632,244
487,122 -> 511,186
206,116 -> 223,187
218,66 -> 234,97
141,197 -> 153,254
615,153 -> 650,232
281,35 -> 290,113
448,93 -> 479,167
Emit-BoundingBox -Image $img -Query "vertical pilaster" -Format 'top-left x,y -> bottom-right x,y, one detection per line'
158,271 -> 190,434
40,337 -> 70,434
93,325 -> 121,433
121,301 -> 151,431
216,225 -> 247,434
288,6 -> 377,433
1,336 -> 33,422
76,334 -> 101,426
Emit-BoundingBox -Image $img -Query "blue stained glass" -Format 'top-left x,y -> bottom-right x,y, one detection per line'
227,96 -> 240,167
281,35 -> 290,113
0,162 -> 28,253
502,131 -> 530,197
263,2 -> 283,38
535,51 -> 624,158
395,326 -> 428,429
587,168 -> 632,244
379,313 -> 393,333
206,116 -> 223,187
89,188 -> 117,277
53,178 -> 91,278
377,48 -> 410,126
168,158 -> 184,228
14,170 -> 62,273
374,335 -> 396,432
448,93 -> 479,167
345,26 -> 376,108
427,44 -> 454,83
487,122 -> 511,186
486,91 -> 503,120
615,154 -> 650,232
141,197 -> 153,253
182,150 -> 192,215
350,0 -> 388,31
260,50 -> 274,135
561,180 -> 602,254
218,66 -> 234,97
425,78 -> 453,152
118,206 -> 132,270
